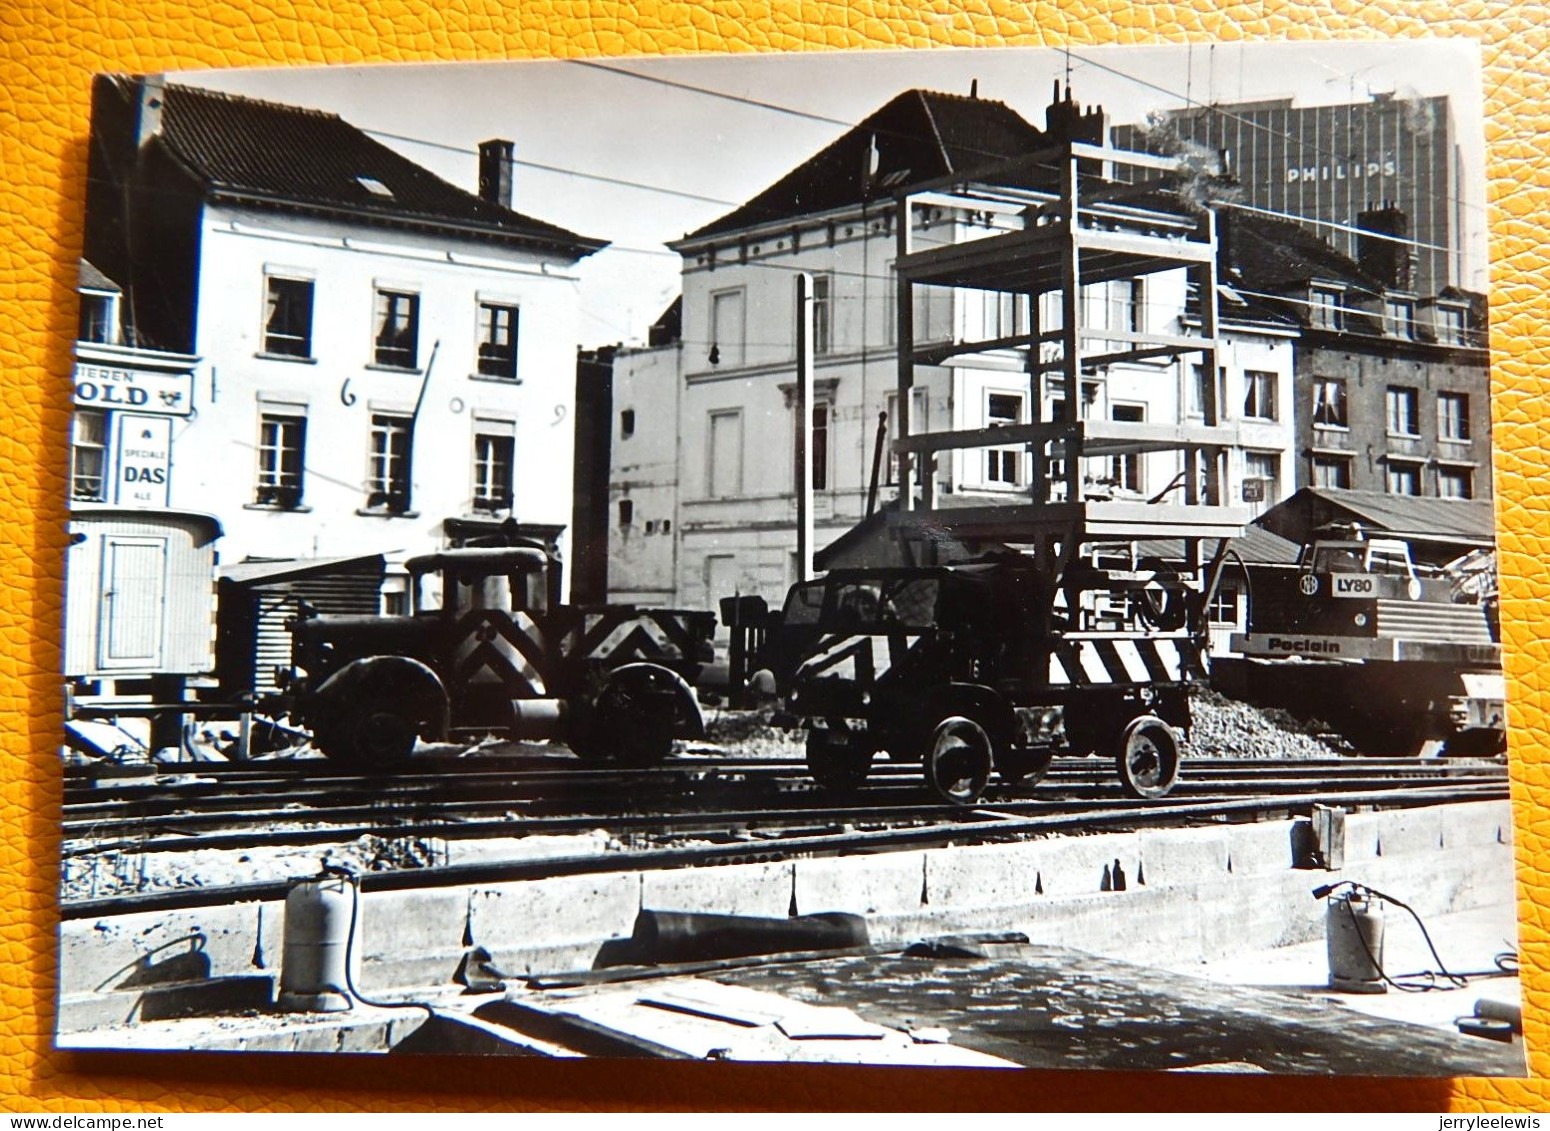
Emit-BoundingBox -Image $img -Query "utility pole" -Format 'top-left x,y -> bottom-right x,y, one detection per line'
795,272 -> 815,582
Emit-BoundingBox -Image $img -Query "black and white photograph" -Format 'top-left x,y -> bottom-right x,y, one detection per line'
58,41 -> 1524,1075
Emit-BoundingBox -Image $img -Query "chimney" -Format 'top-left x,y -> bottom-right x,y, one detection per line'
1356,203 -> 1414,291
136,74 -> 166,150
479,139 -> 515,209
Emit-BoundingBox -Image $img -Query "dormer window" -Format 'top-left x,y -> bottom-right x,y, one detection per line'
1309,286 -> 1342,331
1384,297 -> 1416,340
78,290 -> 117,344
1436,304 -> 1468,347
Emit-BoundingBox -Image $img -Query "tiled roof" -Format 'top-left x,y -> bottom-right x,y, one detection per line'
681,90 -> 1047,241
78,258 -> 120,292
1258,487 -> 1496,549
1140,524 -> 1304,568
1220,208 -> 1383,295
152,82 -> 604,257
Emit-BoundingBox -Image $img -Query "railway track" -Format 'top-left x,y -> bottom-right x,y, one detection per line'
61,750 -> 1509,860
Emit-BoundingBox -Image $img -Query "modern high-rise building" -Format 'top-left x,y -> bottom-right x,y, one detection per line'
1112,94 -> 1467,298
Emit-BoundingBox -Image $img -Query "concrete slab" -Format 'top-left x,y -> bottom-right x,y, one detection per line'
640,859 -> 793,919
1161,901 -> 1523,1041
792,851 -> 928,918
470,873 -> 641,977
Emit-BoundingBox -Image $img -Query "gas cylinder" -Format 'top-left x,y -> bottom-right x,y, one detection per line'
1326,889 -> 1386,994
279,867 -> 359,1013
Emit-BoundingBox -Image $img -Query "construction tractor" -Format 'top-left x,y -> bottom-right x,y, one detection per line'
739,547 -> 1212,806
1227,533 -> 1505,755
279,545 -> 715,769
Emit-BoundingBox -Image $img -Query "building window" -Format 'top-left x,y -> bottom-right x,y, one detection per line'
1312,378 -> 1348,429
811,274 -> 832,356
618,499 -> 634,526
1386,460 -> 1422,497
472,431 -> 515,512
1188,365 -> 1225,420
1438,392 -> 1470,442
1243,450 -> 1278,504
477,303 -> 518,380
70,410 -> 108,502
1310,286 -> 1342,330
1111,278 -> 1144,335
710,289 -> 745,368
1436,305 -> 1468,346
366,414 -> 412,512
885,389 -> 928,486
374,289 -> 420,369
1438,466 -> 1474,500
1386,386 -> 1420,436
793,403 -> 829,491
1385,298 -> 1416,339
1208,586 -> 1239,625
263,277 -> 314,358
1110,404 -> 1146,494
1312,455 -> 1352,489
256,413 -> 306,508
883,262 -> 897,347
708,409 -> 743,497
1242,370 -> 1277,421
78,292 -> 116,344
986,392 -> 1025,486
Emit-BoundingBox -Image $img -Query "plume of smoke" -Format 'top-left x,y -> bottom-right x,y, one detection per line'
1137,110 -> 1243,214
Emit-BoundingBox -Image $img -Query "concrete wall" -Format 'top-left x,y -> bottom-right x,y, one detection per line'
171,206 -> 586,577
56,800 -> 1517,1032
608,343 -> 682,605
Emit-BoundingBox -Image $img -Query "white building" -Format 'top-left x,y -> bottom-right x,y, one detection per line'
83,76 -> 605,606
607,88 -> 1296,615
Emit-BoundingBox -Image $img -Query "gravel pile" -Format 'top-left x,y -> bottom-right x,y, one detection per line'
1184,687 -> 1349,759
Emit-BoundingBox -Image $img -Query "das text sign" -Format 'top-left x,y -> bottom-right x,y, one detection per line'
115,415 -> 172,508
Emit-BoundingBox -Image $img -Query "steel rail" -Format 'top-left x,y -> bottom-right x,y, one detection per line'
60,783 -> 1508,921
60,760 -> 1508,842
61,780 -> 1510,860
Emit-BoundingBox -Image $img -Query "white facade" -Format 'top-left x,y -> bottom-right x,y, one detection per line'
172,206 -> 585,593
609,201 -> 1298,614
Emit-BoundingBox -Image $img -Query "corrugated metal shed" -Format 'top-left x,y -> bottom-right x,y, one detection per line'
216,555 -> 384,696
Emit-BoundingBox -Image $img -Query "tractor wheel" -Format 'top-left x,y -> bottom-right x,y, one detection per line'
1115,714 -> 1181,800
925,716 -> 994,806
805,725 -> 873,794
314,700 -> 418,770
582,668 -> 680,768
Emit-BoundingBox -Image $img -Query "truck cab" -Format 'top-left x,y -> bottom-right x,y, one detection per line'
283,546 -> 713,769
759,556 -> 1199,805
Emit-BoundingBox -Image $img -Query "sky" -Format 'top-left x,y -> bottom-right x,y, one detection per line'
176,42 -> 1488,349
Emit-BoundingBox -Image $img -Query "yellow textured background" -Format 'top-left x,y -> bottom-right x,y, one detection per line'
2,0 -> 1545,1112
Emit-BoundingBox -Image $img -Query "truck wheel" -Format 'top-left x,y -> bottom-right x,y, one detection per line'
926,716 -> 994,806
588,669 -> 678,767
805,725 -> 872,794
315,702 -> 417,769
1116,715 -> 1180,800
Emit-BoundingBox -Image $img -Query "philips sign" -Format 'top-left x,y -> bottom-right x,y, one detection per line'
1285,160 -> 1397,183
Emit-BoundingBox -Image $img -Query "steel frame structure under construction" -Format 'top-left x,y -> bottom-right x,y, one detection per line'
889,139 -> 1249,573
